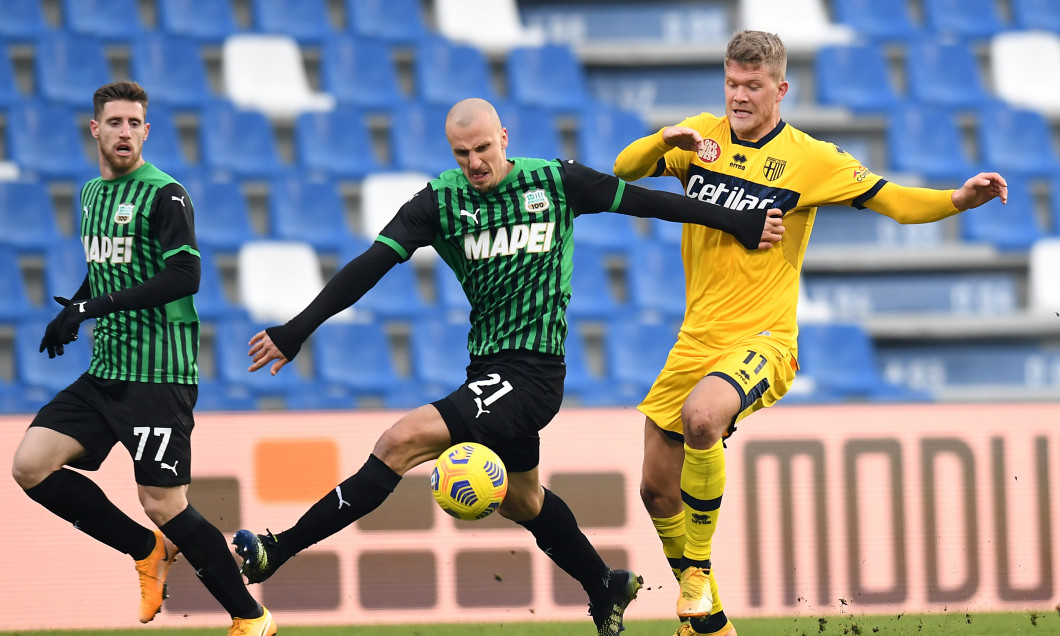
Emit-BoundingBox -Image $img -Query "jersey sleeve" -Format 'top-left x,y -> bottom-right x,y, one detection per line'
154,182 -> 199,258
375,185 -> 440,261
803,141 -> 887,209
558,160 -> 626,214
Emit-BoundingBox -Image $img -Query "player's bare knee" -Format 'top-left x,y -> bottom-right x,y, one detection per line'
497,481 -> 543,522
139,488 -> 187,526
639,481 -> 677,516
11,450 -> 51,490
681,404 -> 727,448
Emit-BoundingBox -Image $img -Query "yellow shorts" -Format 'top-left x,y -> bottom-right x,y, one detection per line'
637,332 -> 796,437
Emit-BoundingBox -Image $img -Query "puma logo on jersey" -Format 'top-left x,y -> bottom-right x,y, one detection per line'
82,235 -> 134,263
171,195 -> 186,207
464,222 -> 555,260
459,208 -> 480,224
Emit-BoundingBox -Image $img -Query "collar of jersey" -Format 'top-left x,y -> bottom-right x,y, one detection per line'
729,120 -> 786,149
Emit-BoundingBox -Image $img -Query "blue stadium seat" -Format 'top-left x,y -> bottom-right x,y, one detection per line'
294,106 -> 385,180
905,38 -> 991,109
345,0 -> 428,46
877,340 -> 1060,392
573,211 -> 642,254
6,100 -> 93,180
562,319 -> 614,407
796,322 -> 930,402
433,260 -> 472,322
0,246 -> 37,321
814,44 -> 902,114
0,378 -> 46,414
575,102 -> 650,173
194,378 -> 258,411
1011,0 -> 1060,32
141,104 -> 192,172
343,252 -> 432,321
506,44 -> 591,114
0,0 -> 50,41
626,239 -> 685,323
0,181 -> 62,253
195,247 -> 246,321
496,102 -> 563,161
130,34 -> 214,109
802,271 -> 1019,317
213,316 -> 315,398
648,215 -> 685,245
1050,176 -> 1060,235
831,0 -> 921,43
157,0 -> 242,42
389,101 -> 456,176
602,318 -> 677,405
413,34 -> 499,106
409,317 -> 468,402
568,244 -> 624,320
959,176 -> 1044,251
62,0 -> 148,41
250,0 -> 336,44
320,35 -> 404,111
312,321 -> 419,408
179,172 -> 257,251
198,101 -> 284,179
43,238 -> 88,300
34,33 -> 112,107
922,0 -> 1007,40
0,54 -> 24,107
811,205 -> 944,247
15,317 -> 91,393
976,101 -> 1060,178
886,102 -> 979,183
268,176 -> 351,253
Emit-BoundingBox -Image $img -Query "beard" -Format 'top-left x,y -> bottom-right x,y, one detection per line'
99,144 -> 140,175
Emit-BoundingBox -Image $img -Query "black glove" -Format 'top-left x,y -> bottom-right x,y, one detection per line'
39,296 -> 110,358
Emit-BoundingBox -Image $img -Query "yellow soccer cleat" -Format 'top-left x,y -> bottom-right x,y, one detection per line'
676,566 -> 713,618
228,606 -> 277,636
135,530 -> 179,623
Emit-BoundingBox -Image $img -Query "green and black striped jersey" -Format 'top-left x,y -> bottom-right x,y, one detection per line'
377,158 -> 627,356
78,162 -> 200,384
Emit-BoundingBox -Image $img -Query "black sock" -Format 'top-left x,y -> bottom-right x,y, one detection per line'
278,454 -> 401,557
517,488 -> 609,598
161,505 -> 261,619
24,468 -> 156,559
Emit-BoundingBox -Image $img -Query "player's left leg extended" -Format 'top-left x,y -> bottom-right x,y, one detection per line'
504,470 -> 642,636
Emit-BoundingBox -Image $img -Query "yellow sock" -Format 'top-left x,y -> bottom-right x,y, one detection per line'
680,440 -> 726,568
650,510 -> 685,581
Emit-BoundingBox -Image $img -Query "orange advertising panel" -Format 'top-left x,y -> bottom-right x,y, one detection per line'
0,402 -> 1058,630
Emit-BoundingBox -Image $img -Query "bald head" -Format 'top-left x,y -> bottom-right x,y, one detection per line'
446,98 -> 502,134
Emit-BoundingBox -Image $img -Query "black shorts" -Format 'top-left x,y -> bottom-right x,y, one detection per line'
433,350 -> 565,473
30,374 -> 197,487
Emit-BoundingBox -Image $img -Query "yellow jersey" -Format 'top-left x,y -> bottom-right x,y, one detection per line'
620,113 -> 886,356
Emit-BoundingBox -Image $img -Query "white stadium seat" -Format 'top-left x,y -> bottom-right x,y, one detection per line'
222,34 -> 335,119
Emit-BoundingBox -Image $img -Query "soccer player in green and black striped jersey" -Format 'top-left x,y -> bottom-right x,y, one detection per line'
232,98 -> 783,636
11,81 -> 276,636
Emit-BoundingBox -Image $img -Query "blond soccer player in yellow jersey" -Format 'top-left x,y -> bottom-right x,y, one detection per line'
613,30 -> 1008,636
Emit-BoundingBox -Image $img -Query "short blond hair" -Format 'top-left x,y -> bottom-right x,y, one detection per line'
725,30 -> 787,84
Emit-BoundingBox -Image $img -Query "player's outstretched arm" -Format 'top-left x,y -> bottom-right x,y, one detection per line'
952,172 -> 1008,211
248,330 -> 288,376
